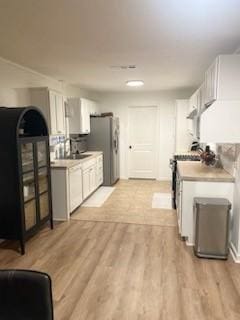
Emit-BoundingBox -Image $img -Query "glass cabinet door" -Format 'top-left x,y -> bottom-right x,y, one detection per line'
23,172 -> 36,202
21,143 -> 34,173
37,141 -> 48,168
24,199 -> 37,231
39,192 -> 50,219
38,167 -> 48,194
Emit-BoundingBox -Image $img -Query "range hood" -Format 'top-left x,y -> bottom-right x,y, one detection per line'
200,100 -> 240,143
187,108 -> 198,119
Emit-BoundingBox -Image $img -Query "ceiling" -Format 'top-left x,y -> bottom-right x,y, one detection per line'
0,0 -> 240,92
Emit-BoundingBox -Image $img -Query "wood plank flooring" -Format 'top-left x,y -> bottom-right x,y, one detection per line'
72,179 -> 176,227
0,180 -> 240,319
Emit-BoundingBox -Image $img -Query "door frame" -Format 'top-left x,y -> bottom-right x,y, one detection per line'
126,105 -> 160,180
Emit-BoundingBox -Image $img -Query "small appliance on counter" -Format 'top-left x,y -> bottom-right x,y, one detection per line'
190,140 -> 202,151
200,145 -> 216,166
70,136 -> 88,154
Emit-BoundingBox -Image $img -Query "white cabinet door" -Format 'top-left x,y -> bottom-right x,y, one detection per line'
189,90 -> 198,113
31,88 -> 65,135
89,166 -> 96,193
55,93 -> 65,135
69,166 -> 83,212
96,155 -> 103,186
205,57 -> 219,106
80,99 -> 91,134
83,169 -> 90,199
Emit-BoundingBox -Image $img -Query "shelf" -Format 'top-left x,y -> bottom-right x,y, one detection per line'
24,195 -> 36,204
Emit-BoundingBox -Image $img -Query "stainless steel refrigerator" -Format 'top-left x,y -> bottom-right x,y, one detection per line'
87,116 -> 120,186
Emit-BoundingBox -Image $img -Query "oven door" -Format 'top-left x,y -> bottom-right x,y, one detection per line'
170,159 -> 177,209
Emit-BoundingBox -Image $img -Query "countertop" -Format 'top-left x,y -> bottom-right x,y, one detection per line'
177,161 -> 235,182
51,151 -> 103,169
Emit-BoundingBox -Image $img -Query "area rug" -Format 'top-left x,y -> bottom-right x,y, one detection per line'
82,186 -> 115,207
152,193 -> 172,210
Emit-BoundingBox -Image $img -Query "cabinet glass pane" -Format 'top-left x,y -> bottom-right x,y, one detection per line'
39,192 -> 49,219
24,199 -> 37,231
38,167 -> 48,194
21,143 -> 34,173
37,141 -> 48,167
23,172 -> 36,202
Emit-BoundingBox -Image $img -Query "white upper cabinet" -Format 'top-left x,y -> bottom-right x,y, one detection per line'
188,83 -> 205,117
197,83 -> 205,113
204,55 -> 240,107
188,90 -> 198,114
200,100 -> 240,143
204,58 -> 218,106
67,98 -> 98,134
30,88 -> 66,135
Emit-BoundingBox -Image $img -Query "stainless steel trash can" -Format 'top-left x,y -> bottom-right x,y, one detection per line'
193,197 -> 231,259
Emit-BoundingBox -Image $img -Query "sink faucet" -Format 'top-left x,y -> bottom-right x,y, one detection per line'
63,137 -> 71,158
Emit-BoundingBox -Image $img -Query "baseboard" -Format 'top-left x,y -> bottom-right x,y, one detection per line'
53,218 -> 68,222
157,177 -> 171,181
230,241 -> 240,263
186,240 -> 194,246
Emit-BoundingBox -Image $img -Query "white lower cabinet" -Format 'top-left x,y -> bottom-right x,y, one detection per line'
51,153 -> 104,221
51,165 -> 83,221
178,178 -> 234,245
82,157 -> 103,200
69,165 -> 83,213
83,168 -> 91,199
96,154 -> 103,186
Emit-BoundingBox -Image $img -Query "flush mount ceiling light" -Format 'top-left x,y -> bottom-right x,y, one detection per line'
110,65 -> 136,70
126,80 -> 144,87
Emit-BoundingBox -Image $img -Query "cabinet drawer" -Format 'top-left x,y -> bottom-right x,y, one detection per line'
81,158 -> 96,171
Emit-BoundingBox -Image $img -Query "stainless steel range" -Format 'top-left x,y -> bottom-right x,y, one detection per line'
170,154 -> 201,209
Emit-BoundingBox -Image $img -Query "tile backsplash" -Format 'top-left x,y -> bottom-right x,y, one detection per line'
217,144 -> 240,175
49,135 -> 67,160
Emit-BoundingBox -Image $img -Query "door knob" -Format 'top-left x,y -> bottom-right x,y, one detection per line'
129,145 -> 132,149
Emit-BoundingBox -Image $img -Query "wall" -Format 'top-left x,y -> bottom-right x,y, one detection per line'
0,56 -> 98,107
98,90 -> 191,180
217,144 -> 240,261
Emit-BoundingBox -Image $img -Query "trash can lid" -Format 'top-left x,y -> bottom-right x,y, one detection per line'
194,197 -> 231,206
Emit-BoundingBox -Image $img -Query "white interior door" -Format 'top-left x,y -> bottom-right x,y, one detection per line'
128,106 -> 158,179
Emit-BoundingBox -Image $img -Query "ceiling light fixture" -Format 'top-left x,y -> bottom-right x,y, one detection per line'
126,80 -> 144,87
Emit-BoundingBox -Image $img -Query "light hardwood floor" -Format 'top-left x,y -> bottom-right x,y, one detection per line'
72,179 -> 176,227
0,181 -> 240,320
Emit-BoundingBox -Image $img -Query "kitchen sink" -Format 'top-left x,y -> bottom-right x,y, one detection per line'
64,154 -> 92,160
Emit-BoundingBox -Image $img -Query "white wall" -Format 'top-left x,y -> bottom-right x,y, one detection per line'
0,56 -> 98,107
98,90 -> 191,180
175,100 -> 192,153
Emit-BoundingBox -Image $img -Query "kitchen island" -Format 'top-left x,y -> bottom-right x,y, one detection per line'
176,161 -> 234,245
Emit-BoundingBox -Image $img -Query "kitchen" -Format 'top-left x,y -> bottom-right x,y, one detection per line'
0,1 -> 240,319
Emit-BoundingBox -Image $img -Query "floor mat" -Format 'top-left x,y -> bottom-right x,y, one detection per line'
152,193 -> 172,210
82,186 -> 115,207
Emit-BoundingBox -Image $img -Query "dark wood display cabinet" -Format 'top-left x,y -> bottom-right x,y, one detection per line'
0,107 -> 53,254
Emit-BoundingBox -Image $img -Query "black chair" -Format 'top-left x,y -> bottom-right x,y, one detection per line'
0,269 -> 54,320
